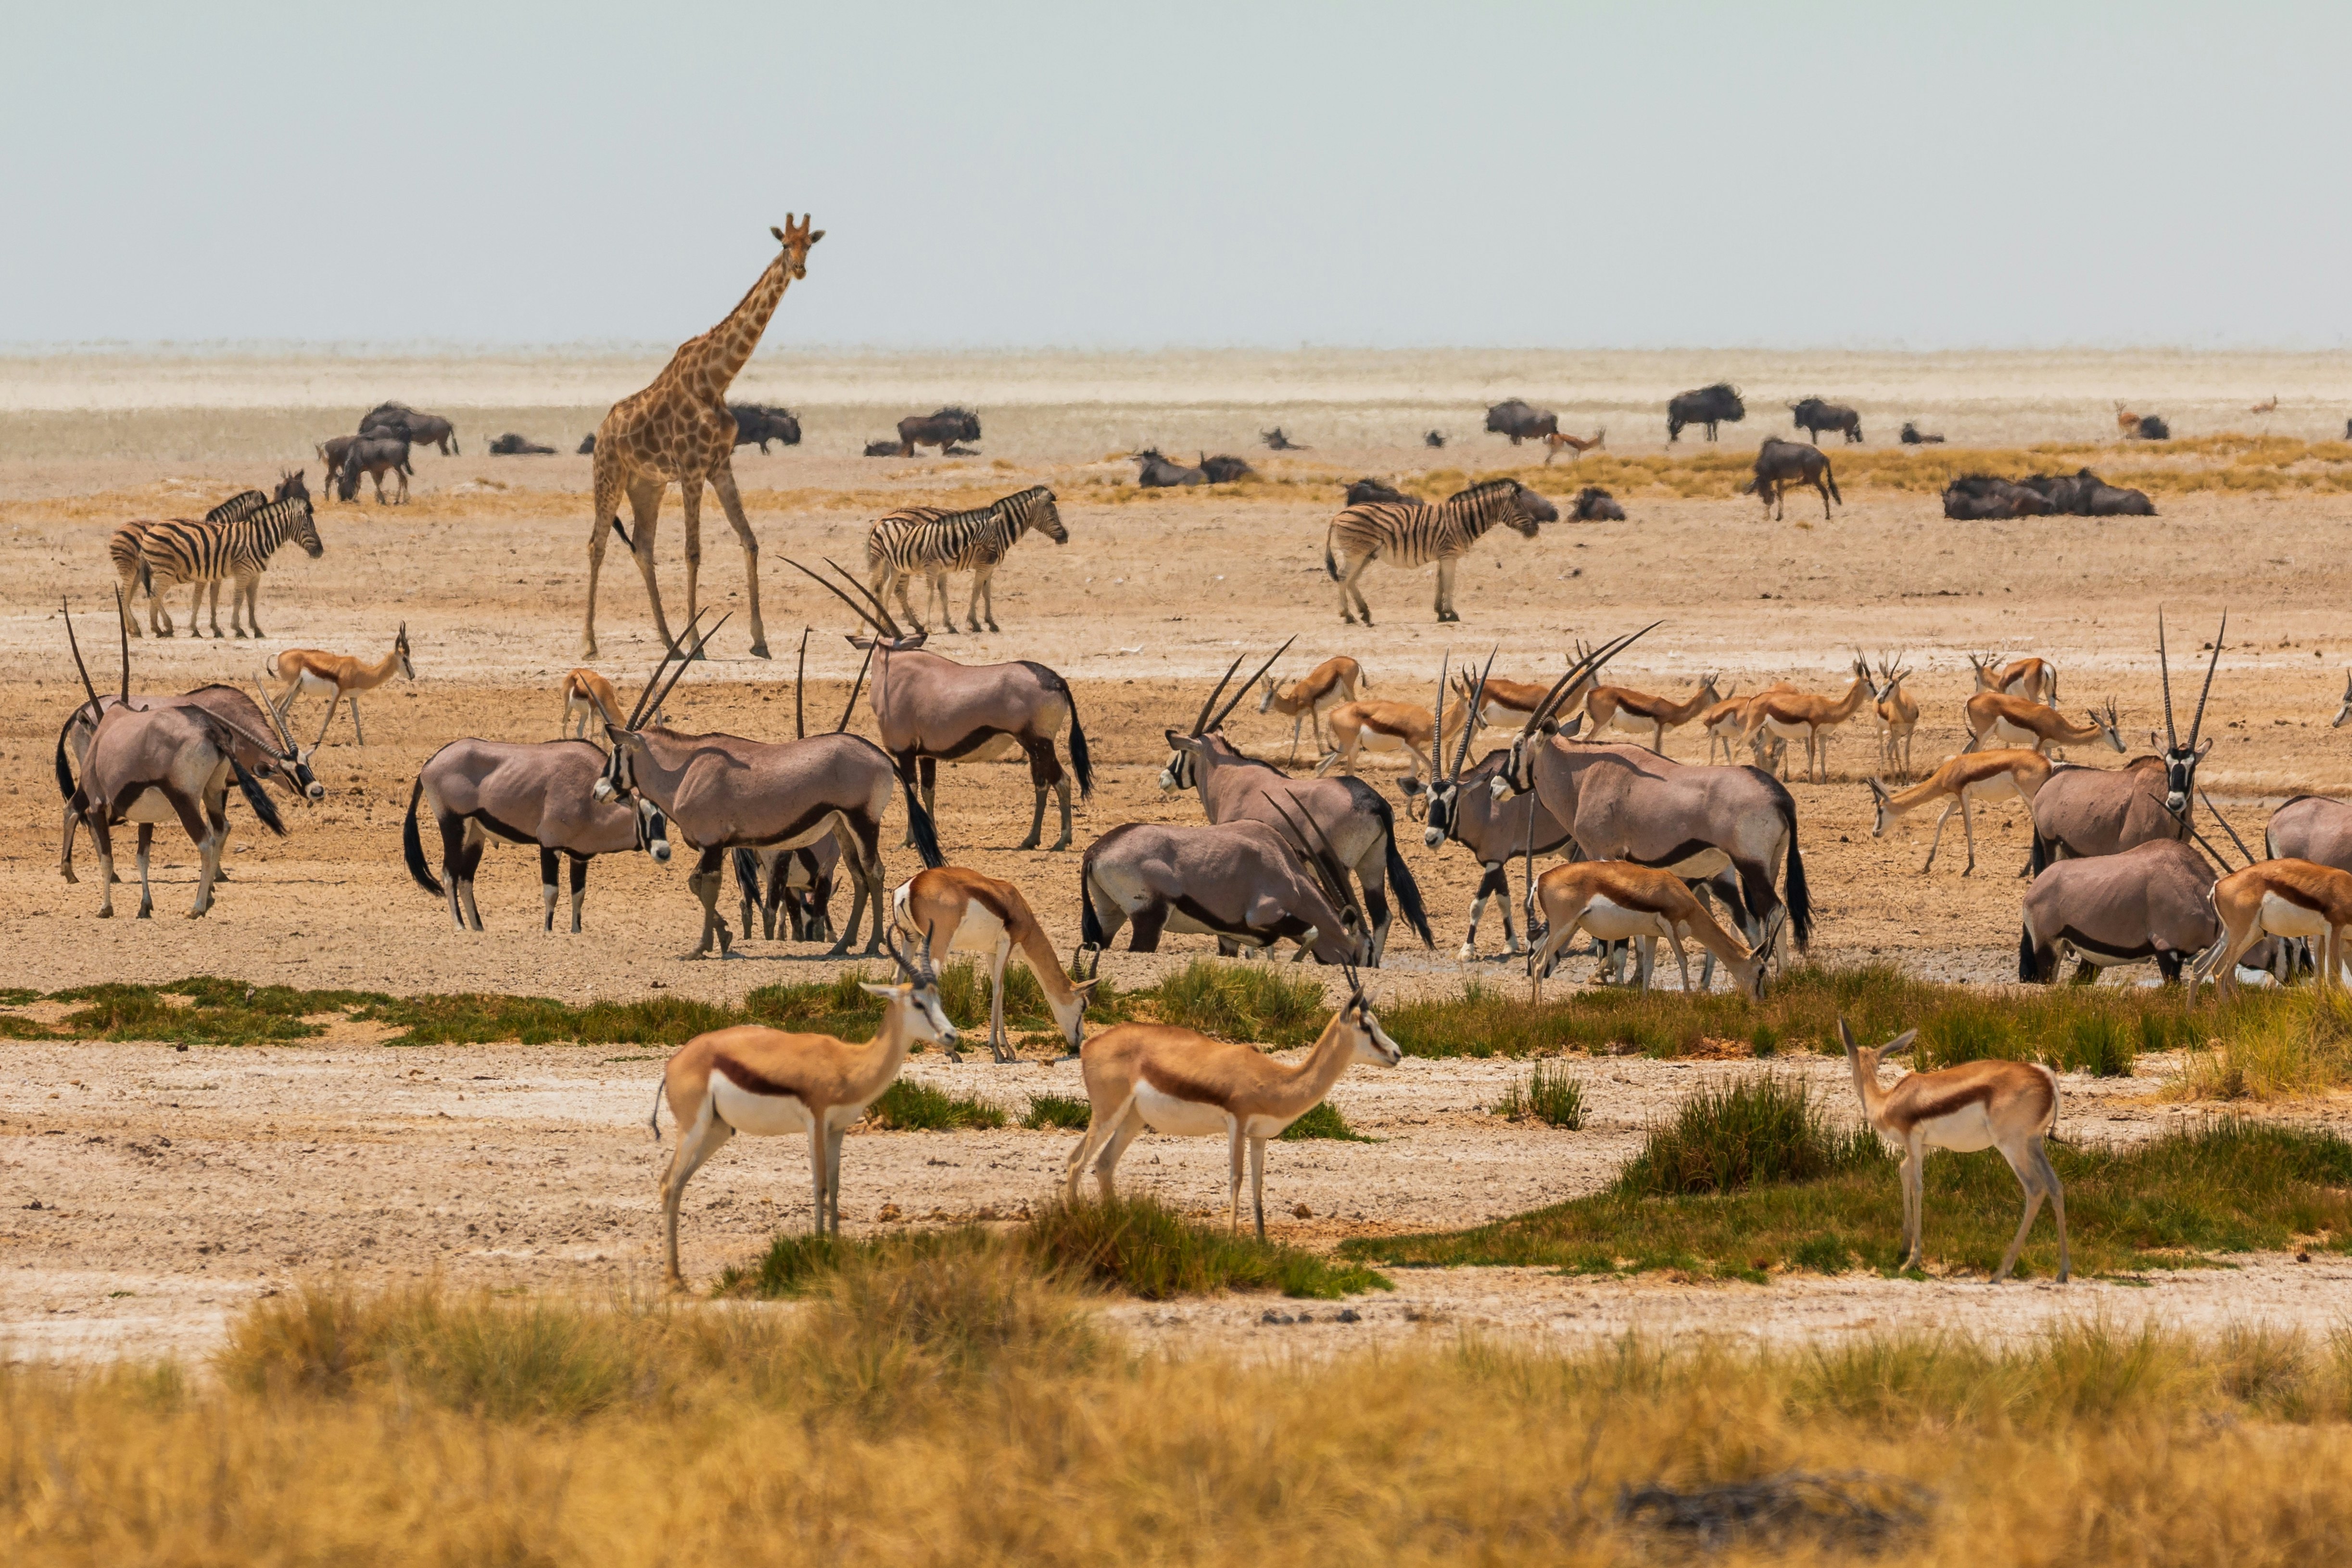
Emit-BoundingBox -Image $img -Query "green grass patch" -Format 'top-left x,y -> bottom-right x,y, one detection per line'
1277,1100 -> 1371,1142
1616,1075 -> 1884,1197
1349,1117 -> 2352,1283
1020,1092 -> 1094,1130
1148,960 -> 1328,1048
864,1077 -> 1007,1131
1493,1060 -> 1586,1128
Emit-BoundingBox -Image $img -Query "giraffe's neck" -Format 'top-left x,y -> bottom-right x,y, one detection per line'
671,255 -> 790,403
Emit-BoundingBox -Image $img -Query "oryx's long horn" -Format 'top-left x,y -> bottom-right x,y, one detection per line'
1263,790 -> 1368,930
1207,636 -> 1297,733
61,597 -> 101,715
625,610 -> 704,730
837,638 -> 874,732
113,585 -> 132,705
2199,789 -> 2257,867
2157,609 -> 2176,751
2187,612 -> 2227,750
823,557 -> 910,643
785,557 -> 894,638
794,627 -> 809,739
639,609 -> 728,727
1192,652 -> 1247,736
1432,647 -> 1449,769
1451,647 -> 1498,780
249,678 -> 297,753
1525,621 -> 1660,734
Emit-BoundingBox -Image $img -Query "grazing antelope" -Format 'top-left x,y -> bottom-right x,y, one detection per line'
2251,394 -> 2279,414
270,625 -> 415,746
1061,973 -> 1399,1239
1316,695 -> 1472,791
1963,692 -> 2124,757
2020,838 -> 2221,984
1453,649 -> 1606,732
2027,613 -> 2225,871
559,668 -> 622,740
794,561 -> 1092,851
1840,1020 -> 2068,1284
1865,655 -> 1920,778
1539,428 -> 1605,465
1967,651 -> 2059,706
1324,477 -> 1556,624
894,865 -> 1097,1062
1080,814 -> 1367,967
863,485 -> 1066,635
1160,645 -> 1432,965
1867,748 -> 2052,876
1258,655 -> 1365,761
2191,859 -> 2352,1001
1527,861 -> 1763,999
654,934 -> 954,1280
1741,662 -> 1874,783
1584,672 -> 1724,755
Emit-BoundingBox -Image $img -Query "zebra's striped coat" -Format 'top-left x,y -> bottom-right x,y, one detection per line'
863,485 -> 1065,634
1323,478 -> 1556,624
135,495 -> 324,640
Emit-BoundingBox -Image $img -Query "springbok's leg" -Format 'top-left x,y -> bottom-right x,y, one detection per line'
1088,1100 -> 1145,1201
349,699 -> 365,746
1249,1136 -> 1268,1241
1991,1137 -> 2050,1283
1920,801 -> 1958,873
807,1120 -> 828,1237
1903,1139 -> 1926,1269
1959,794 -> 1980,877
1226,1118 -> 1247,1232
707,462 -> 768,657
1669,930 -> 1694,993
134,823 -> 155,919
658,1099 -> 733,1289
2035,1139 -> 2070,1282
825,1122 -> 847,1234
989,936 -> 1011,1063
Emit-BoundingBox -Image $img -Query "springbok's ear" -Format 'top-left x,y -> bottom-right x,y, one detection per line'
1882,1029 -> 1920,1057
1072,978 -> 1100,996
857,982 -> 906,1001
1837,1019 -> 1858,1053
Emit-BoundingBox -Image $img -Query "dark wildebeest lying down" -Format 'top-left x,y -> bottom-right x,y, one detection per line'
862,439 -> 903,457
898,406 -> 980,456
1344,477 -> 1411,506
337,433 -> 414,503
1789,397 -> 1863,444
1569,486 -> 1625,521
1746,438 -> 1841,519
1133,449 -> 1205,487
1667,382 -> 1745,442
2019,468 -> 2156,517
361,402 -> 459,455
1424,430 -> 1446,448
1900,421 -> 1945,444
1941,474 -> 2053,520
487,433 -> 556,455
577,434 -> 596,455
1261,428 -> 1306,450
1485,399 -> 1558,444
2128,414 -> 2171,441
1199,453 -> 1255,483
730,403 -> 802,452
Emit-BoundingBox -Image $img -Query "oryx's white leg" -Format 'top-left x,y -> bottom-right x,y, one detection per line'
540,846 -> 560,932
658,1095 -> 733,1288
457,821 -> 487,932
568,855 -> 588,934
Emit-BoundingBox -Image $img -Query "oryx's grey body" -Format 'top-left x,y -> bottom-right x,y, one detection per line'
867,647 -> 1093,852
404,738 -> 671,933
1421,746 -> 1572,959
1079,821 -> 1359,962
2267,796 -> 2352,873
2019,837 -> 2219,983
2027,758 -> 2186,869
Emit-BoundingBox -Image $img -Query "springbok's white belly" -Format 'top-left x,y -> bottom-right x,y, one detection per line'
710,1077 -> 817,1138
1601,708 -> 1653,737
1573,896 -> 1674,943
294,670 -> 338,696
1988,718 -> 2044,750
1759,715 -> 1813,742
1353,728 -> 1413,755
1962,773 -> 2024,806
1135,1082 -> 1232,1138
2259,892 -> 2332,939
1910,1103 -> 1998,1153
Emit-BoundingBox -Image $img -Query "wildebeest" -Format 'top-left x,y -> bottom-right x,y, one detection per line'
577,434 -> 597,455
1424,430 -> 1446,448
360,402 -> 459,455
2127,413 -> 2171,441
1789,397 -> 1863,444
897,406 -> 980,457
1942,474 -> 2054,520
1261,428 -> 1306,451
316,434 -> 360,492
1745,439 -> 1841,519
1199,453 -> 1255,483
1485,399 -> 1559,444
862,439 -> 902,457
1133,449 -> 1206,488
2018,468 -> 2156,518
336,433 -> 415,504
488,433 -> 556,455
1344,477 -> 1411,507
730,403 -> 802,452
1569,486 -> 1625,521
1899,421 -> 1945,444
1667,383 -> 1745,443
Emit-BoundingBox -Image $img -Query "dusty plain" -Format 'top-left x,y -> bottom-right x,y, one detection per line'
5,347 -> 2352,1364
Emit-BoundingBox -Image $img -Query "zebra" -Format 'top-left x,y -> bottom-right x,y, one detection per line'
1322,477 -> 1558,624
863,484 -> 1066,634
134,493 -> 325,640
109,475 -> 307,638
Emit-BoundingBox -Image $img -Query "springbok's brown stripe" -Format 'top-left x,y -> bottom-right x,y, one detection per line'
713,1055 -> 812,1101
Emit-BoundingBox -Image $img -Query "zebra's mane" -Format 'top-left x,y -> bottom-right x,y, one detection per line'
1446,478 -> 1523,506
994,485 -> 1052,509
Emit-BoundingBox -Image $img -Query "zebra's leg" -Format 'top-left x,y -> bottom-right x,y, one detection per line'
1435,557 -> 1459,623
240,572 -> 264,639
973,563 -> 1000,633
707,461 -> 769,658
885,567 -> 925,635
1335,553 -> 1360,624
924,570 -> 955,633
1341,556 -> 1376,625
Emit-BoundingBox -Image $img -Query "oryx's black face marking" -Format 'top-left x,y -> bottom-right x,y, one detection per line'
1421,779 -> 1459,847
635,797 -> 672,863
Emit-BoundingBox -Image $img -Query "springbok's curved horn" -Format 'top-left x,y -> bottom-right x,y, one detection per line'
636,610 -> 728,728
2157,609 -> 2177,752
794,627 -> 809,739
837,638 -> 875,733
61,598 -> 101,716
1192,653 -> 1248,736
1206,636 -> 1297,733
785,557 -> 896,640
2187,612 -> 2227,750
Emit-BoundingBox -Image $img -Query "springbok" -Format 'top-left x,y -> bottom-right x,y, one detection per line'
2191,859 -> 2352,1001
894,865 -> 1096,1062
1867,748 -> 2052,876
1315,692 -> 1473,793
1584,673 -> 1724,755
1539,428 -> 1605,465
1701,683 -> 1793,767
2027,613 -> 2226,871
1527,861 -> 1763,999
559,668 -> 622,741
792,560 -> 1092,851
1967,653 -> 2058,706
1061,972 -> 1400,1238
1079,814 -> 1367,968
1840,1020 -> 2068,1284
1258,655 -> 1365,761
653,934 -> 954,1282
2113,402 -> 2142,435
2251,394 -> 2279,414
1866,654 -> 1920,778
1740,661 -> 1874,783
270,625 -> 415,746
2019,838 -> 2220,985
1962,692 -> 2124,757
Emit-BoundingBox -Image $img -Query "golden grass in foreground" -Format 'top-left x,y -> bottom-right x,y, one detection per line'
13,1267 -> 2352,1563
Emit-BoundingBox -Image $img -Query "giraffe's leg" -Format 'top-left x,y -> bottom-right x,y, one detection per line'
676,476 -> 708,658
708,461 -> 768,658
625,476 -> 671,650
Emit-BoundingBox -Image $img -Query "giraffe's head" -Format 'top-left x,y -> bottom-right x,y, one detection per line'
771,215 -> 825,280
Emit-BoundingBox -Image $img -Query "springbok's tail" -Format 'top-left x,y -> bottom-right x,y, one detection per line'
403,777 -> 444,895
648,1075 -> 664,1142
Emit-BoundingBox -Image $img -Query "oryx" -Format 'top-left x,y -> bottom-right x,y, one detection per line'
1078,816 -> 1368,967
2018,837 -> 2222,984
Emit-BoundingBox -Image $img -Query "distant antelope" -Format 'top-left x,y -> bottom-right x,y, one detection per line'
559,668 -> 621,740
1539,428 -> 1605,465
1962,692 -> 2123,757
2113,402 -> 2142,435
2251,394 -> 2279,414
1967,651 -> 2058,706
1527,860 -> 1763,999
1741,662 -> 1874,783
653,935 -> 954,1282
1700,683 -> 1791,767
1840,1020 -> 2068,1284
1258,655 -> 1364,760
2190,859 -> 2352,1001
270,624 -> 415,746
2333,668 -> 2351,728
1866,653 -> 1920,778
894,866 -> 1098,1062
1584,673 -> 1723,755
1324,478 -> 1556,624
1866,748 -> 2052,876
1454,651 -> 1602,732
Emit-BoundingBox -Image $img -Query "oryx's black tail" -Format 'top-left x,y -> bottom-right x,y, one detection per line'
403,777 -> 443,895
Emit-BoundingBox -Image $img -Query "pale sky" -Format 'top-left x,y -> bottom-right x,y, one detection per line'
6,3 -> 2347,349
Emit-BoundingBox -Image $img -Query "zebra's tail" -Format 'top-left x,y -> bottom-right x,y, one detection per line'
1323,523 -> 1342,582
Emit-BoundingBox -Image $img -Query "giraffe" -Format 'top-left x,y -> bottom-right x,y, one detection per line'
581,216 -> 824,660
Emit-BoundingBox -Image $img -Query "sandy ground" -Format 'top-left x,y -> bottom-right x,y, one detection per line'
7,352 -> 2352,1364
